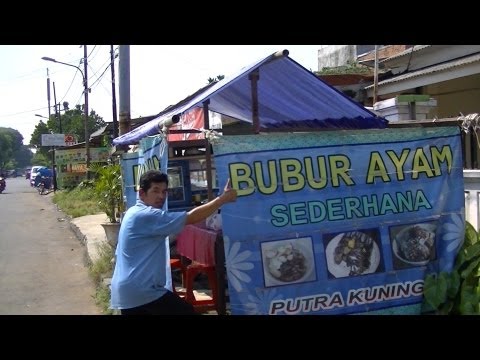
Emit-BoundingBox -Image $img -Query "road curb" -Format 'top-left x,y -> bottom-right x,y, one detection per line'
69,218 -> 87,246
69,213 -> 109,264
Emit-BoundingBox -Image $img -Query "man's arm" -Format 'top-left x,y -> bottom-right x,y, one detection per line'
186,179 -> 237,225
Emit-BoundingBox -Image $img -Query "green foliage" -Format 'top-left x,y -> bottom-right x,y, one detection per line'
52,185 -> 102,218
13,145 -> 33,168
0,127 -> 25,169
88,241 -> 115,315
422,221 -> 480,315
89,241 -> 114,284
94,285 -> 114,315
30,152 -> 51,167
91,163 -> 124,223
29,120 -> 51,159
315,62 -> 372,76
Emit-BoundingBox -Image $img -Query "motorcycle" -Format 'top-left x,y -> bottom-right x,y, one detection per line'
0,176 -> 6,194
36,176 -> 51,195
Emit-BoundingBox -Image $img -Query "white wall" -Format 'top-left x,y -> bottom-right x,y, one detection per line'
317,45 -> 356,69
464,170 -> 480,230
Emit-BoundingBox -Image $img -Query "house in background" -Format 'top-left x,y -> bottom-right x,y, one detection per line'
361,45 -> 480,119
315,44 -> 480,229
316,45 -> 480,119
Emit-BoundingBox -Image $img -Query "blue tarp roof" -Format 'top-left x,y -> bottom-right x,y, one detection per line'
113,49 -> 387,146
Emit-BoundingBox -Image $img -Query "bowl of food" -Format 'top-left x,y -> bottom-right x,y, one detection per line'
392,223 -> 436,266
262,240 -> 314,286
326,231 -> 380,278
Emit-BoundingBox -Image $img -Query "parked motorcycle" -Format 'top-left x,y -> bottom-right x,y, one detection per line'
0,176 -> 6,194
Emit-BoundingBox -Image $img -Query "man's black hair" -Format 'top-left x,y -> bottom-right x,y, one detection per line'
139,170 -> 168,192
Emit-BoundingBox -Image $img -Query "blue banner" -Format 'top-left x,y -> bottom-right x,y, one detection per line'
120,135 -> 168,209
212,127 -> 465,315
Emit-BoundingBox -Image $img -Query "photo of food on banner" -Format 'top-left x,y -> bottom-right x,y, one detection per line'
389,221 -> 437,270
261,237 -> 316,287
323,228 -> 384,279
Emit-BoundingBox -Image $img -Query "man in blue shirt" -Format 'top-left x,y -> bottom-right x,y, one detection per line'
110,169 -> 237,315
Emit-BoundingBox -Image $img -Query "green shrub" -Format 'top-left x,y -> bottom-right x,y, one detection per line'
422,221 -> 480,315
88,242 -> 115,315
90,163 -> 124,223
52,186 -> 102,218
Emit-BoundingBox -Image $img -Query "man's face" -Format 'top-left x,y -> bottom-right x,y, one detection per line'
139,182 -> 168,209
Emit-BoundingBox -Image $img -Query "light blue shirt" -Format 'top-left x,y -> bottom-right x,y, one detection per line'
110,200 -> 187,309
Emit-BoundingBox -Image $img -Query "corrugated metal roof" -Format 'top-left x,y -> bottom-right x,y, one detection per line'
365,52 -> 480,89
89,125 -> 109,139
113,50 -> 387,146
380,45 -> 431,63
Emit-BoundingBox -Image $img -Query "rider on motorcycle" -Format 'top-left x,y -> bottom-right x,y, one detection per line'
34,167 -> 53,191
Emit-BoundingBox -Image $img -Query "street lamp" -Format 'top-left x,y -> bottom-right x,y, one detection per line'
41,52 -> 90,179
35,114 -> 48,119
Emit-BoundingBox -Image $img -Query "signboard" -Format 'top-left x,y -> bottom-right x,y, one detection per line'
120,135 -> 168,209
64,134 -> 76,146
55,147 -> 110,188
41,133 -> 76,146
212,127 -> 465,315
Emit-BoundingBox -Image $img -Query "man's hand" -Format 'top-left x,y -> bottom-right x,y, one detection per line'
186,178 -> 237,225
220,178 -> 237,204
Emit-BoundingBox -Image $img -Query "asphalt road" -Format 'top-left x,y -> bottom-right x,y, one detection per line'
0,176 -> 102,315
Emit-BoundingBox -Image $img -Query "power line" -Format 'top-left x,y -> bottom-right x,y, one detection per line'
0,106 -> 52,118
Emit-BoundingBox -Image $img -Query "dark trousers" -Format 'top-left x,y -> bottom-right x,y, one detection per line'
120,291 -> 197,315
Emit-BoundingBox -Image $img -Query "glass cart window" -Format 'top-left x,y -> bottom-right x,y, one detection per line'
167,166 -> 185,202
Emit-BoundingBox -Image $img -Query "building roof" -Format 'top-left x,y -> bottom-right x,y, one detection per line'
113,50 -> 387,146
365,52 -> 480,89
380,45 -> 431,63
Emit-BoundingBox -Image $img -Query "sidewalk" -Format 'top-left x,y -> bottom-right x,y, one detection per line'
69,213 -> 110,263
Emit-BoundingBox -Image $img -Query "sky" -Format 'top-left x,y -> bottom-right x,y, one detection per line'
0,45 -> 323,144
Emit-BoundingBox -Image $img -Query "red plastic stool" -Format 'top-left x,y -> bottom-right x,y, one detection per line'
170,258 -> 186,297
184,263 -> 218,313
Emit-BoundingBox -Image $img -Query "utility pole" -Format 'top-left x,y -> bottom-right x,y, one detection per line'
47,69 -> 51,120
118,45 -> 131,136
373,45 -> 379,106
48,72 -> 57,192
53,82 -> 61,133
52,80 -> 57,191
83,45 -> 90,179
110,45 -> 118,139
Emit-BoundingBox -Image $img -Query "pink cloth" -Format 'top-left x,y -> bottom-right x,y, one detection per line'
176,223 -> 220,265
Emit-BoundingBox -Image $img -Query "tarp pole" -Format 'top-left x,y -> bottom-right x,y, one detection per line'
249,69 -> 260,134
158,114 -> 180,132
203,101 -> 214,201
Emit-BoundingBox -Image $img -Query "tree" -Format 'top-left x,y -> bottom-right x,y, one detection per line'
0,127 -> 26,170
29,105 -> 106,153
29,120 -> 51,160
31,151 -> 50,167
0,131 -> 13,170
13,145 -> 33,168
